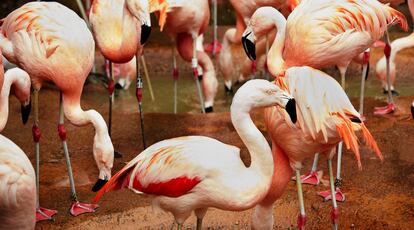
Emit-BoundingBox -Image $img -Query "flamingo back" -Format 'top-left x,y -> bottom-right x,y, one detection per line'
285,0 -> 408,68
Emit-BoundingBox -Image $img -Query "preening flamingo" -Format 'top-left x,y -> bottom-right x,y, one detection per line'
242,7 -> 383,229
0,68 -> 31,132
0,134 -> 36,230
242,2 -> 406,201
93,79 -> 297,230
219,0 -> 299,93
0,2 -> 114,219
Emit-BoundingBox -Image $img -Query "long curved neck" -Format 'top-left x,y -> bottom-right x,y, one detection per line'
390,33 -> 414,62
266,9 -> 287,76
0,70 -> 20,131
230,101 -> 273,206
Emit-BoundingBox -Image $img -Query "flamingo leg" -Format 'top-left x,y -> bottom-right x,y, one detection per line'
172,45 -> 179,114
296,153 -> 322,185
205,0 -> 222,56
177,223 -> 182,230
57,92 -> 99,216
374,29 -> 395,115
328,159 -> 339,230
32,89 -> 58,222
135,52 -> 147,149
192,35 -> 206,113
318,143 -> 346,202
196,218 -> 203,230
295,170 -> 306,230
105,60 -> 122,158
359,49 -> 370,118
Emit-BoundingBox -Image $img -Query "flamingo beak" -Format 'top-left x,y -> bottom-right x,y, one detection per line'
140,24 -> 151,45
411,103 -> 414,120
92,179 -> 108,192
242,28 -> 256,61
21,100 -> 31,125
285,98 -> 297,123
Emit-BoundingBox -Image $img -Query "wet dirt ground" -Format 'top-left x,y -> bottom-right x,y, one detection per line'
2,26 -> 414,229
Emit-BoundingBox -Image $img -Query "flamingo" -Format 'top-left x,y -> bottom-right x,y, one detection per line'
242,1 -> 406,201
376,0 -> 414,97
113,57 -> 136,90
0,68 -> 31,132
152,0 -> 218,113
219,0 -> 299,93
93,79 -> 297,230
242,7 -> 384,229
89,0 -> 166,148
0,134 -> 36,230
0,2 -> 115,219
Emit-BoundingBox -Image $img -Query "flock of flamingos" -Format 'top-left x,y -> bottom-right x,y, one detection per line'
0,0 -> 413,229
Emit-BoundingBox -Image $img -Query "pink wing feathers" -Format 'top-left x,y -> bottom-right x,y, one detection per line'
269,67 -> 382,168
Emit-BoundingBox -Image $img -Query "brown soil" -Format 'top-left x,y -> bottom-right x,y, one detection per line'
2,28 -> 414,229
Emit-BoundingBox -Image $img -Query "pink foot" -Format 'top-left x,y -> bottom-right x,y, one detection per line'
70,201 -> 99,217
204,40 -> 222,54
36,207 -> 58,222
374,103 -> 395,115
293,171 -> 322,185
297,213 -> 306,230
317,188 -> 346,202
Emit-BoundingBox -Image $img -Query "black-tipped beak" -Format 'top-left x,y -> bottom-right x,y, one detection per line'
21,100 -> 31,125
286,98 -> 297,123
242,32 -> 256,61
411,105 -> 414,120
92,179 -> 108,192
140,24 -> 151,45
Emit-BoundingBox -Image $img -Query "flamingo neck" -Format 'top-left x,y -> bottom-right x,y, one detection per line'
0,69 -> 29,132
230,101 -> 273,205
390,33 -> 414,62
266,9 -> 287,77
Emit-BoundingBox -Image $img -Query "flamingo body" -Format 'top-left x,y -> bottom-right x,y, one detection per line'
94,79 -> 296,227
0,135 -> 36,230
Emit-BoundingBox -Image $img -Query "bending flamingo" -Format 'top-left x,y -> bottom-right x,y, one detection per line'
243,7 -> 384,229
93,79 -> 297,230
242,1 -> 406,201
0,2 -> 114,219
220,0 -> 299,93
0,134 -> 36,230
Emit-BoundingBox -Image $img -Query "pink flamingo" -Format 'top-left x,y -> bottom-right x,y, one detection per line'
93,79 -> 297,230
153,0 -> 218,113
242,1 -> 406,201
243,7 -> 384,229
0,2 -> 115,220
0,134 -> 36,230
220,0 -> 299,93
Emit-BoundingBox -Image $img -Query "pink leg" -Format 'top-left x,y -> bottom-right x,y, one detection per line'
374,32 -> 395,115
32,90 -> 58,222
293,153 -> 322,185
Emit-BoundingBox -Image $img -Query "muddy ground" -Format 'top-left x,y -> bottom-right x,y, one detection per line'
2,26 -> 414,229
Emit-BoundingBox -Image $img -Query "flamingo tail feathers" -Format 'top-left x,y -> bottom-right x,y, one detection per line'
361,124 -> 383,161
387,6 -> 408,31
149,0 -> 169,31
92,164 -> 136,204
335,114 -> 361,169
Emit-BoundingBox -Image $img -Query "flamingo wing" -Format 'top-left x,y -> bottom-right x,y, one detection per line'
271,67 -> 382,167
94,136 -> 240,203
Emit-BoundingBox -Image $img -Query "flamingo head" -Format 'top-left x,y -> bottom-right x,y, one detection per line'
5,68 -> 31,125
232,79 -> 297,123
126,0 -> 152,44
242,7 -> 278,61
91,131 -> 114,192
